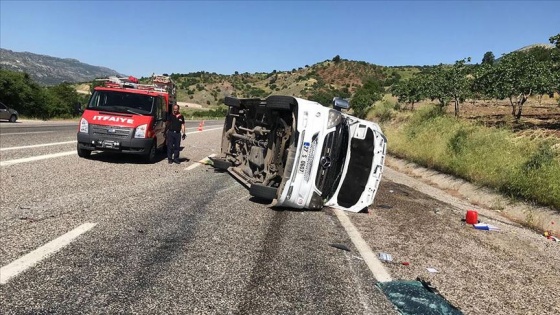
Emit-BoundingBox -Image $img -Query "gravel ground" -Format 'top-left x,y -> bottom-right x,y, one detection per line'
345,159 -> 560,315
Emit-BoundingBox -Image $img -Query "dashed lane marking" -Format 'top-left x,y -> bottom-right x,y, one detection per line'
0,131 -> 55,136
0,222 -> 97,285
0,151 -> 76,167
1,140 -> 76,151
333,209 -> 393,283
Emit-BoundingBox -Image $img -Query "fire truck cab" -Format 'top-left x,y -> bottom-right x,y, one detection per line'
77,75 -> 177,163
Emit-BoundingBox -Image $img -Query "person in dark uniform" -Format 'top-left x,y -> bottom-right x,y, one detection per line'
166,105 -> 186,164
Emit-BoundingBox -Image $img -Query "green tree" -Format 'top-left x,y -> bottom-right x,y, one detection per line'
350,78 -> 383,118
480,51 -> 555,120
332,55 -> 341,64
307,88 -> 351,107
45,82 -> 82,118
422,59 -> 472,116
550,33 -> 560,49
0,69 -> 46,118
470,64 -> 493,103
523,46 -> 554,63
482,51 -> 495,66
391,75 -> 425,110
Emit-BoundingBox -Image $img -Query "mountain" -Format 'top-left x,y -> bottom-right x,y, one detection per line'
0,48 -> 123,85
514,43 -> 555,53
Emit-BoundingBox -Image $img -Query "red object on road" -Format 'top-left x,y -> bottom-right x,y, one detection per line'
402,262 -> 410,266
466,210 -> 478,224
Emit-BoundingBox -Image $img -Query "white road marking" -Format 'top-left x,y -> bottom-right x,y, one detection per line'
0,131 -> 55,135
0,223 -> 97,285
185,163 -> 200,171
0,127 -> 222,167
0,151 -> 76,167
333,209 -> 393,283
185,153 -> 216,171
233,194 -> 249,203
0,140 -> 76,151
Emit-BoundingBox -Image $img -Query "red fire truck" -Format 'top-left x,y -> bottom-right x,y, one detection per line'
77,74 -> 177,163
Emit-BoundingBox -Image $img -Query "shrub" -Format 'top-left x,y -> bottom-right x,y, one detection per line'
371,100 -> 395,123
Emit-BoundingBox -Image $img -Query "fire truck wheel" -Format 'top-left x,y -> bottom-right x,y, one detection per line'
157,142 -> 167,153
144,141 -> 157,163
249,184 -> 278,201
77,144 -> 91,158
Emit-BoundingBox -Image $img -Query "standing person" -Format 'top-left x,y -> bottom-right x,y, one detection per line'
166,105 -> 186,164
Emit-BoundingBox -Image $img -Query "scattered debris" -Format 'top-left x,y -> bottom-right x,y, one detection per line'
544,231 -> 559,242
417,276 -> 440,294
473,223 -> 500,231
465,209 -> 478,224
330,243 -> 350,251
378,252 -> 411,265
378,252 -> 393,262
427,267 -> 439,273
378,279 -> 463,314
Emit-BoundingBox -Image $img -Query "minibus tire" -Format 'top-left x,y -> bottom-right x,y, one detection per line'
224,96 -> 240,107
266,95 -> 294,110
211,158 -> 231,171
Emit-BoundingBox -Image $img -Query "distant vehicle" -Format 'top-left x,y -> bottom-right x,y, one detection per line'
210,95 -> 387,212
0,101 -> 18,122
76,75 -> 177,163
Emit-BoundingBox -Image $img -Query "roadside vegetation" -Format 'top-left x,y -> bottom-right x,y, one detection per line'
0,69 -> 87,120
375,101 -> 560,210
377,33 -> 560,210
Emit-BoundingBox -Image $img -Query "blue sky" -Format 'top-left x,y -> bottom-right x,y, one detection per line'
1,1 -> 558,77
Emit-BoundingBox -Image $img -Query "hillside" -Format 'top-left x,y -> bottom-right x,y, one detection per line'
0,48 -> 123,86
159,59 -> 415,107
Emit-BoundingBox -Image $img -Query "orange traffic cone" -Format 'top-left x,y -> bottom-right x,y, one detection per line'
197,121 -> 203,131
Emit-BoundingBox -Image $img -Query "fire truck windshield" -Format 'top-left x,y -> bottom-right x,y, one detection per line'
88,90 -> 154,114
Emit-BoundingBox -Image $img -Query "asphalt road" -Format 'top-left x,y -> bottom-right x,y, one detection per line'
0,120 -> 396,314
